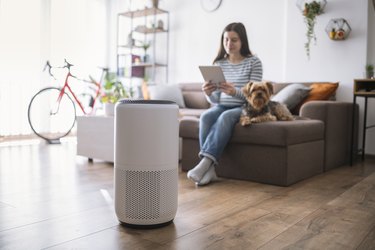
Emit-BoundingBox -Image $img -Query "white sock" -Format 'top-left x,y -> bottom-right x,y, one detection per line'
187,157 -> 213,183
197,165 -> 218,186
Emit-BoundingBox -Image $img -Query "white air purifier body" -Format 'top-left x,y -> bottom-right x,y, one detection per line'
114,100 -> 179,228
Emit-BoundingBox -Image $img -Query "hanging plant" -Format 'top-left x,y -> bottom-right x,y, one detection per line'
302,1 -> 323,59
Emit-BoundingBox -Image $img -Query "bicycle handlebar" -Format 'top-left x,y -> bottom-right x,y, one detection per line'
64,59 -> 74,70
43,59 -> 73,79
43,61 -> 56,79
44,59 -> 108,85
98,66 -> 109,72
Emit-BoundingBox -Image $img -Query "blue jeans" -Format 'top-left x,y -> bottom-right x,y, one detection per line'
199,105 -> 242,164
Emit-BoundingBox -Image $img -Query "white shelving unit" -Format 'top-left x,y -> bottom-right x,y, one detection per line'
116,7 -> 169,88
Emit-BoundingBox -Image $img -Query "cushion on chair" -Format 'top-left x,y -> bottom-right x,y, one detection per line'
180,117 -> 324,146
148,84 -> 186,108
271,83 -> 311,110
301,82 -> 339,103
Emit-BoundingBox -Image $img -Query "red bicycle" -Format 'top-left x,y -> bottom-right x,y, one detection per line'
28,59 -> 108,143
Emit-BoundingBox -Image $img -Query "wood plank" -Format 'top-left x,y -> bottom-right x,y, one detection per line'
45,228 -> 163,249
0,205 -> 119,249
327,170 -> 375,209
162,208 -> 302,249
259,206 -> 375,250
0,188 -> 114,231
255,167 -> 365,216
259,172 -> 375,250
357,224 -> 375,250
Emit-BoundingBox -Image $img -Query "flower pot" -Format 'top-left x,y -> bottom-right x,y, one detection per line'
152,0 -> 159,8
143,54 -> 150,63
329,31 -> 336,40
104,103 -> 115,116
366,71 -> 374,79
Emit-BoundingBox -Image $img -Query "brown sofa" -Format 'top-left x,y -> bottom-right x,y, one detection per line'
178,82 -> 358,186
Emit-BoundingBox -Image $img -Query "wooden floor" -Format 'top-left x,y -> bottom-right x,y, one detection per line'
0,138 -> 374,250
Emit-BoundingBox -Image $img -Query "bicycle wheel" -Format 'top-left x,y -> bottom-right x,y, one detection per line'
28,87 -> 76,141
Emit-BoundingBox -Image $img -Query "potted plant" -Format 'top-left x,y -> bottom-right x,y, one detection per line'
302,1 -> 324,59
365,63 -> 374,79
141,41 -> 151,63
100,72 -> 129,115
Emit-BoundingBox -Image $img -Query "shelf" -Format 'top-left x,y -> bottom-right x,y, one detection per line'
116,54 -> 167,67
118,44 -> 143,49
119,7 -> 168,18
133,26 -> 167,34
132,62 -> 167,68
354,92 -> 375,96
354,79 -> 375,96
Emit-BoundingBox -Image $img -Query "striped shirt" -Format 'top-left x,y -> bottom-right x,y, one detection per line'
206,56 -> 263,107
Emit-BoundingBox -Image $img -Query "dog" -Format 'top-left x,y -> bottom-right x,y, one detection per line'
240,81 -> 294,126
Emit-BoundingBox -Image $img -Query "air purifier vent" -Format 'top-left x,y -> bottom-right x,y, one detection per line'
115,168 -> 178,221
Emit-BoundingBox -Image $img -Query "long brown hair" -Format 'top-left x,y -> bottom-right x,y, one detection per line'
213,22 -> 253,64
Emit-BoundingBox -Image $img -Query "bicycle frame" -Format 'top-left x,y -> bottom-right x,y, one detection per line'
55,71 -> 101,115
50,60 -> 105,116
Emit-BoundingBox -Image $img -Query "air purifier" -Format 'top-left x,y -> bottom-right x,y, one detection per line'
114,100 -> 179,228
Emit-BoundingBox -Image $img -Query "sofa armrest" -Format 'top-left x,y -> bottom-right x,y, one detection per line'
300,101 -> 358,170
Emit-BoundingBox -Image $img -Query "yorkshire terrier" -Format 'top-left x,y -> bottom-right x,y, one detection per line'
240,81 -> 294,126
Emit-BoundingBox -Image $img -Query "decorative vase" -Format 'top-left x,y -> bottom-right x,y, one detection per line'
325,19 -> 351,41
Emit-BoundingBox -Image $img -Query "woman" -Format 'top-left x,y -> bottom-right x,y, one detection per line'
187,22 -> 263,185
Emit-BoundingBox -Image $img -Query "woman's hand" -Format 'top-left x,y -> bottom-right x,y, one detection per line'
219,82 -> 236,96
202,81 -> 217,96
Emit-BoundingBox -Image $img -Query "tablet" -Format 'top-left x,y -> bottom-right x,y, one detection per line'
199,66 -> 226,86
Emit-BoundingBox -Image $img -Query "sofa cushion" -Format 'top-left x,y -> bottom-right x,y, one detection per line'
180,117 -> 324,146
271,83 -> 311,110
179,116 -> 200,138
301,82 -> 339,103
179,108 -> 206,118
148,84 -> 186,108
231,120 -> 324,146
182,92 -> 210,109
178,83 -> 210,109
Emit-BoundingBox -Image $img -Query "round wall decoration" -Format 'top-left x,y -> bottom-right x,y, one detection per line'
201,0 -> 222,12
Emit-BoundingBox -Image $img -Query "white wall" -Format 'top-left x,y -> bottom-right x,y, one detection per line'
113,0 -> 375,154
367,1 -> 375,155
164,0 -> 286,83
48,0 -> 109,78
